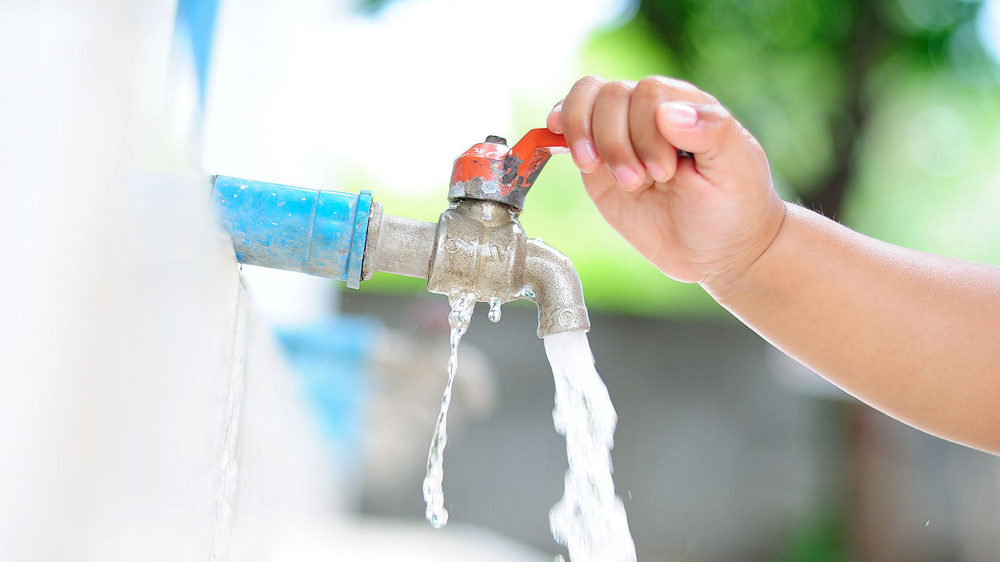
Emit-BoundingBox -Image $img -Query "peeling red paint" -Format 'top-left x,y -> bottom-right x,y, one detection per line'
450,128 -> 569,207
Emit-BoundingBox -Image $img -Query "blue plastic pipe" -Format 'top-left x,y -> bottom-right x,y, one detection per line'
211,175 -> 373,289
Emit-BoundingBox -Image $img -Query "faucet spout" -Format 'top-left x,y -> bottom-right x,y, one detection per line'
524,239 -> 591,338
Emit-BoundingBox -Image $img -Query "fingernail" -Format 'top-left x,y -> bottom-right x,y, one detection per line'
645,161 -> 666,182
612,166 -> 641,189
572,141 -> 599,168
664,102 -> 698,128
547,113 -> 563,134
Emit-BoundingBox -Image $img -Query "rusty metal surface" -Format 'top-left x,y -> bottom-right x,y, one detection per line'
448,129 -> 569,211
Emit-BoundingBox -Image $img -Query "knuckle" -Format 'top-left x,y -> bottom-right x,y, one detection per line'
633,78 -> 664,103
653,76 -> 699,94
704,104 -> 734,130
637,76 -> 662,90
718,107 -> 738,134
742,127 -> 767,159
574,74 -> 606,90
647,75 -> 722,104
600,80 -> 634,99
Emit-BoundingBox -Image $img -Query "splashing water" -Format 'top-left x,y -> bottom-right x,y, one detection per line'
488,297 -> 502,323
544,330 -> 636,562
422,291 -> 477,529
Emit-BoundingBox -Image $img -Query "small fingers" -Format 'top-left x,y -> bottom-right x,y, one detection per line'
629,77 -> 680,184
593,80 -> 646,191
557,75 -> 748,189
561,75 -> 606,173
655,101 -> 753,182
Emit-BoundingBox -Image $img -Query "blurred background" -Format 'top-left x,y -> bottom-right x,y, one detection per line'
2,0 -> 1000,560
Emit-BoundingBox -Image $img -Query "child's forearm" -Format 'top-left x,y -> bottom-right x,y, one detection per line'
549,74 -> 999,452
706,203 -> 1000,453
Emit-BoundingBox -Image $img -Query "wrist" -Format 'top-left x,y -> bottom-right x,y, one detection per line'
700,199 -> 789,301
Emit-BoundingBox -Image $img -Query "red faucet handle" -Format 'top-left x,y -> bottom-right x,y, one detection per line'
500,128 -> 570,197
509,128 -> 570,155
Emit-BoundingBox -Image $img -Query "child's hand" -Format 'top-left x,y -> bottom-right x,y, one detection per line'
547,76 -> 785,291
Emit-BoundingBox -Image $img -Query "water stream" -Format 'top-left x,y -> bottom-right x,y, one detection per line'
422,291 -> 477,529
422,297 -> 636,562
545,330 -> 636,562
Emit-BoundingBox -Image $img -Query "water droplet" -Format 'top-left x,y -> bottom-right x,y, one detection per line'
488,297 -> 502,323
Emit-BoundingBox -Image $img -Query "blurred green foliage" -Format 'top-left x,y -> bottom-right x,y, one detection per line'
359,0 -> 1000,318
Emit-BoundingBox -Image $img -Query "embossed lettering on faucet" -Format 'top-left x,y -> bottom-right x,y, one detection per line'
444,237 -> 466,254
444,236 -> 513,260
486,243 -> 513,260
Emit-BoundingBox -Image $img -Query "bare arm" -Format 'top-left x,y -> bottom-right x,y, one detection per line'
707,203 -> 1000,453
550,75 -> 1000,454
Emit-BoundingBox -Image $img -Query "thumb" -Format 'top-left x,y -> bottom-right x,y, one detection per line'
654,101 -> 757,184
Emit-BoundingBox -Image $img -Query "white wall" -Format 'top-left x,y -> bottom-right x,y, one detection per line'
0,3 -> 337,560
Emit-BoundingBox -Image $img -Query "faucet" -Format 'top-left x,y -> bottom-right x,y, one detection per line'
212,129 -> 590,337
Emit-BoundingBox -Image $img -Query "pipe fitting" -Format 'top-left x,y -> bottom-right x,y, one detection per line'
211,175 -> 372,288
361,201 -> 436,281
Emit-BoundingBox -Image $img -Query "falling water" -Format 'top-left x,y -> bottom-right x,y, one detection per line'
422,291 -> 477,529
544,330 -> 636,562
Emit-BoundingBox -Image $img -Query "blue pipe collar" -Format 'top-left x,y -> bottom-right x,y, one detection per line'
211,175 -> 372,289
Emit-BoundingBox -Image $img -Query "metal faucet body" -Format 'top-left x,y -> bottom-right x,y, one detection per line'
214,129 -> 590,337
427,200 -> 527,302
361,197 -> 590,337
362,130 -> 590,337
430,199 -> 589,336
